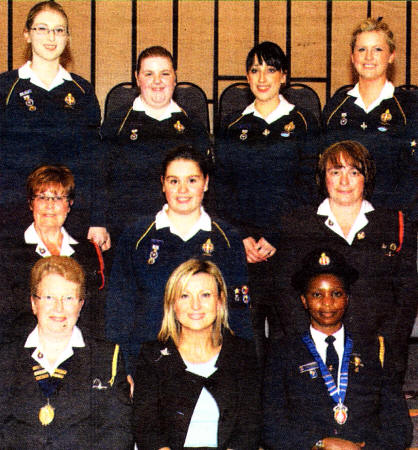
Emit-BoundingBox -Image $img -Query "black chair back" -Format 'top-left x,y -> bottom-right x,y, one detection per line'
104,81 -> 210,131
281,83 -> 321,123
218,82 -> 254,130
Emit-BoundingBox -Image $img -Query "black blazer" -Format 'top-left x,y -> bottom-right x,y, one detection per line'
263,332 -> 412,449
0,333 -> 133,449
133,333 -> 261,449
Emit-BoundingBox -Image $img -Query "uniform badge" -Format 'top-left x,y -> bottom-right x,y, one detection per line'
147,239 -> 163,264
174,120 -> 185,133
281,121 -> 295,137
92,378 -> 108,390
262,128 -> 270,136
339,112 -> 347,126
410,140 -> 416,155
299,361 -> 319,379
130,129 -> 138,140
318,252 -> 330,266
240,129 -> 248,141
381,242 -> 397,256
356,231 -> 365,240
202,238 -> 214,256
234,285 -> 250,304
350,354 -> 364,373
379,109 -> 392,130
360,121 -> 368,131
327,219 -> 334,226
64,93 -> 75,107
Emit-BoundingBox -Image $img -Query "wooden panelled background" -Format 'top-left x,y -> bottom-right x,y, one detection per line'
2,0 -> 416,131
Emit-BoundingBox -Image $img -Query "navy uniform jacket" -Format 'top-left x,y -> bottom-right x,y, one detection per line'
0,335 -> 133,449
263,333 -> 412,449
273,206 -> 417,373
133,333 -> 261,450
0,70 -> 105,238
106,215 -> 253,374
101,108 -> 212,243
214,107 -> 320,247
0,235 -> 108,343
322,88 -> 417,217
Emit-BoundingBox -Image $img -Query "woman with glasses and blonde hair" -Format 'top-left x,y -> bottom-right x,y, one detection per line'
1,165 -> 108,343
0,1 -> 109,247
322,17 -> 417,218
133,259 -> 261,449
0,256 -> 133,448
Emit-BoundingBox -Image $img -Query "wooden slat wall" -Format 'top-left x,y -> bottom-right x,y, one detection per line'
2,0 -> 416,129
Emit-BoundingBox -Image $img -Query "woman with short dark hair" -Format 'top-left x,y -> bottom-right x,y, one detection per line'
273,140 -> 417,377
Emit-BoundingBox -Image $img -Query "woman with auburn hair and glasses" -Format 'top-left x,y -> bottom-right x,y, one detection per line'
0,1 -> 109,248
322,17 -> 417,219
133,259 -> 261,449
101,45 -> 212,244
0,165 -> 108,343
272,140 -> 417,378
0,256 -> 132,448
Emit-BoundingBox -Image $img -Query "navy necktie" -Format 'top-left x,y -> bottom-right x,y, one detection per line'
325,335 -> 339,378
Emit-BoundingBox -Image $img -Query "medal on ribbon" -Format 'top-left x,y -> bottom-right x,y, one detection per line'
240,129 -> 248,140
148,239 -> 163,264
302,332 -> 353,426
339,113 -> 347,126
39,400 -> 55,426
130,129 -> 138,140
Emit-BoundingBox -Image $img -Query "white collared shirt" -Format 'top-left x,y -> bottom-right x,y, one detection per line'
132,96 -> 182,121
18,61 -> 72,91
242,94 -> 295,124
24,222 -> 78,257
310,325 -> 345,389
25,325 -> 85,375
317,198 -> 374,245
348,80 -> 395,113
155,204 -> 212,242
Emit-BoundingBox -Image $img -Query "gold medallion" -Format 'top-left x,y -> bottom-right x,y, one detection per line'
380,109 -> 392,124
39,402 -> 55,426
173,120 -> 185,133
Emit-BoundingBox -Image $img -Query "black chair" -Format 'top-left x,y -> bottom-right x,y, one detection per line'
398,84 -> 418,92
173,82 -> 210,131
218,82 -> 254,130
104,82 -> 138,120
218,81 -> 322,130
104,81 -> 210,131
332,84 -> 355,97
281,83 -> 322,123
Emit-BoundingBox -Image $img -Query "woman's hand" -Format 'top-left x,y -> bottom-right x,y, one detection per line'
87,227 -> 111,251
243,237 -> 276,263
318,437 -> 365,449
126,374 -> 134,398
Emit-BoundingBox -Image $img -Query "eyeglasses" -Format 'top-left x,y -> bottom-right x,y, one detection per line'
32,194 -> 69,204
31,25 -> 68,37
33,294 -> 79,304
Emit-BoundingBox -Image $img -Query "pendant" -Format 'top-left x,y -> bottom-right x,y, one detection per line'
333,401 -> 348,425
39,400 -> 55,426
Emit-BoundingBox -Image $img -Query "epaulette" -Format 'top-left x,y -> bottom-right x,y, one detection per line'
212,221 -> 231,248
108,344 -> 119,387
5,78 -> 20,106
378,335 -> 385,368
135,221 -> 156,250
228,114 -> 245,129
296,110 -> 308,131
117,107 -> 134,135
326,96 -> 350,126
392,95 -> 407,125
71,78 -> 86,95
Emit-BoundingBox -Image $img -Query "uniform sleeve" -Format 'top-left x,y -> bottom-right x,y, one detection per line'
133,347 -> 170,449
92,346 -> 134,449
262,339 -> 320,449
105,228 -> 140,374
